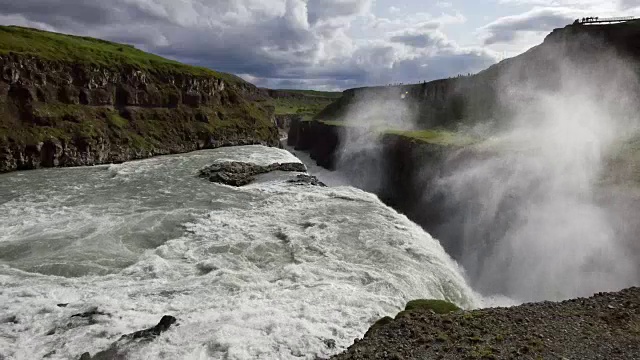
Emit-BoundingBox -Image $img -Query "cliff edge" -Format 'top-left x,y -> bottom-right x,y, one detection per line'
0,26 -> 280,173
315,19 -> 640,129
334,287 -> 640,359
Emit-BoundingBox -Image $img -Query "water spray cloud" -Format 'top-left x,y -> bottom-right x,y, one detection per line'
438,43 -> 640,302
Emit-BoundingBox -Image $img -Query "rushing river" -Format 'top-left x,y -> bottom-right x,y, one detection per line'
0,145 -> 477,359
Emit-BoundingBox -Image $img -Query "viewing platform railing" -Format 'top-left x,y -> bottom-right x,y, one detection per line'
576,16 -> 638,25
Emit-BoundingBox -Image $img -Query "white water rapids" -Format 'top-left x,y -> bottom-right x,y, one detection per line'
0,145 -> 478,359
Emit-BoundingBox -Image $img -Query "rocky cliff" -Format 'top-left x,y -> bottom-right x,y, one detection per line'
289,117 -> 640,288
259,88 -> 341,137
299,20 -> 640,258
287,119 -> 465,254
334,287 -> 640,359
316,20 -> 640,129
0,26 -> 279,173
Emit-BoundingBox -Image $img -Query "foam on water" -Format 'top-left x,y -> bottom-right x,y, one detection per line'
0,146 -> 477,359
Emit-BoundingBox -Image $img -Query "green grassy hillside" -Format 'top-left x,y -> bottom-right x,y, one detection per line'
0,26 -> 280,172
0,26 -> 242,83
277,89 -> 341,98
267,95 -> 340,120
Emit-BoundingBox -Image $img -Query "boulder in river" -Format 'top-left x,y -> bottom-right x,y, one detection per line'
198,161 -> 307,186
79,315 -> 177,360
287,174 -> 327,187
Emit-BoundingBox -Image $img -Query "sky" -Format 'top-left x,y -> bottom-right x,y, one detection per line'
1,0 -> 640,90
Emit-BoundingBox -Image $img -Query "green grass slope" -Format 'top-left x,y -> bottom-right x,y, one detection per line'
0,26 -> 242,83
277,89 -> 341,98
0,26 -> 279,171
267,97 -> 338,120
263,90 -> 342,121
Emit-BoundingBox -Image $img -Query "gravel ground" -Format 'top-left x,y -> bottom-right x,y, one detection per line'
333,287 -> 640,360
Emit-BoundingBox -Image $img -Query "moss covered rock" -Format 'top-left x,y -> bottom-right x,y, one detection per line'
401,299 -> 461,316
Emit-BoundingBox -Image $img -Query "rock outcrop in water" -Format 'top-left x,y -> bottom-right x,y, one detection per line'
79,315 -> 177,360
199,161 -> 308,186
334,287 -> 640,359
0,26 -> 280,173
45,307 -> 112,337
287,173 -> 327,187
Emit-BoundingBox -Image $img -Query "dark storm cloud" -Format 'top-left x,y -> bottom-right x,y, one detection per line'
0,0 -> 170,30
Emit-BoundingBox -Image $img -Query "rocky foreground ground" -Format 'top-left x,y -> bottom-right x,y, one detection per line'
333,288 -> 640,360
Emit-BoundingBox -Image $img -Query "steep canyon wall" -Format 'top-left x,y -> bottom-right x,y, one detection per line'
0,28 -> 280,173
316,21 -> 640,130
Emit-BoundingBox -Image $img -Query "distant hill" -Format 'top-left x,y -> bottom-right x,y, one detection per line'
260,88 -> 341,123
276,89 -> 342,98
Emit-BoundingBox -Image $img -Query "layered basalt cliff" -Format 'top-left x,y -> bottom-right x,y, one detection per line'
260,88 -> 340,136
274,114 -> 302,135
287,119 -> 468,255
0,26 -> 279,173
316,20 -> 640,129
314,78 -> 478,128
300,20 -> 640,259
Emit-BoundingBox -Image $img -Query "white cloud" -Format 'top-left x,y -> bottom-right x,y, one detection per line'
0,0 -> 493,89
480,7 -> 576,45
478,0 -> 639,55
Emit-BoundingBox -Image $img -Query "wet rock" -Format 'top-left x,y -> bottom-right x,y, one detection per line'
79,315 -> 177,360
1,315 -> 18,324
120,315 -> 177,341
41,139 -> 63,167
71,307 -> 110,320
324,339 -> 337,349
287,174 -> 326,187
46,307 -> 111,336
199,161 -> 306,186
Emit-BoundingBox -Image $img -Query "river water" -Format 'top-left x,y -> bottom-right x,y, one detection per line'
0,145 -> 478,359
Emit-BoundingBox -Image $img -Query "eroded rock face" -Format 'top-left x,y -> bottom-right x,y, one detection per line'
0,53 -> 280,173
0,54 -> 234,108
198,161 -> 307,186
